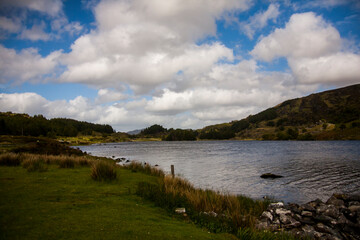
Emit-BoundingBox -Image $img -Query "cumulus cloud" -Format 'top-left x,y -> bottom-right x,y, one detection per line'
251,12 -> 341,61
0,45 -> 61,84
0,0 -> 83,41
19,22 -> 50,41
95,88 -> 126,104
251,12 -> 360,85
242,3 -> 280,39
0,16 -> 21,33
0,0 -> 63,16
59,0 -> 251,93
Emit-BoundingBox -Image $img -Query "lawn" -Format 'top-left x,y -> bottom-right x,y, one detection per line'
0,165 -> 236,240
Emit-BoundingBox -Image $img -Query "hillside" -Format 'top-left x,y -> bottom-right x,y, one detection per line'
199,84 -> 360,140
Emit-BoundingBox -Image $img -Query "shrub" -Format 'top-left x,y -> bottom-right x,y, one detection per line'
22,156 -> 47,172
91,161 -> 117,181
0,153 -> 22,166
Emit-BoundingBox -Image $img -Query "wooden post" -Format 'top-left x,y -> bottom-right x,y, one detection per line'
171,165 -> 175,178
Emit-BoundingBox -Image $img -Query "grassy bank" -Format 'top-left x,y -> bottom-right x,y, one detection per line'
0,155 -> 236,240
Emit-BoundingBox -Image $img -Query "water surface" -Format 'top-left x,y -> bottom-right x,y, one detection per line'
78,141 -> 360,203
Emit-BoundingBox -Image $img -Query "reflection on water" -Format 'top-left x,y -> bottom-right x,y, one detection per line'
78,141 -> 360,203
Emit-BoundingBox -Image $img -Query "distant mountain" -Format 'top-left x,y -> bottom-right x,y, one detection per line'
198,84 -> 360,140
127,129 -> 143,135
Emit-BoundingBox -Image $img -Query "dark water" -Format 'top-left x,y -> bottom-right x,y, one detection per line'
78,141 -> 360,204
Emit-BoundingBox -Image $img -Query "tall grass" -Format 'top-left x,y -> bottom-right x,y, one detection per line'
136,168 -> 270,234
91,161 -> 117,181
22,155 -> 47,172
0,152 -> 22,166
0,153 -> 93,168
124,161 -> 165,177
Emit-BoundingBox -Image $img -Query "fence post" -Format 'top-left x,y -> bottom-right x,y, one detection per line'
171,165 -> 175,178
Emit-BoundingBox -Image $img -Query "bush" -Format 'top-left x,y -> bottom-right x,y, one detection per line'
22,157 -> 47,172
91,161 -> 117,181
0,153 -> 22,166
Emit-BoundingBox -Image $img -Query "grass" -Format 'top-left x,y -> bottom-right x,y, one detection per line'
0,157 -> 238,240
91,161 -> 117,181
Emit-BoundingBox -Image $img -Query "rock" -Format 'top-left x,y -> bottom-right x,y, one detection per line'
279,214 -> 294,225
175,208 -> 186,214
301,203 -> 316,212
299,217 -> 315,225
301,210 -> 313,217
313,214 -> 335,225
269,202 -> 284,208
260,173 -> 283,179
286,203 -> 301,214
317,204 -> 329,214
275,208 -> 291,215
327,195 -> 345,207
324,205 -> 340,219
309,198 -> 324,208
260,211 -> 273,221
348,205 -> 360,213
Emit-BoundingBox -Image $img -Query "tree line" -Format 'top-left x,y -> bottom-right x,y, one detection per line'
0,112 -> 114,137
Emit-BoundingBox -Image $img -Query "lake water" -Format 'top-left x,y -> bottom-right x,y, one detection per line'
78,141 -> 360,204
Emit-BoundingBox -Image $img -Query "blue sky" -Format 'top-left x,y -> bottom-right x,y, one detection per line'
0,0 -> 359,131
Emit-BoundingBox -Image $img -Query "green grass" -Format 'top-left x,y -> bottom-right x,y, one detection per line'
0,165 -> 236,240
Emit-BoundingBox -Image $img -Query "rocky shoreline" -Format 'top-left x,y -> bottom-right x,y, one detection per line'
256,194 -> 360,239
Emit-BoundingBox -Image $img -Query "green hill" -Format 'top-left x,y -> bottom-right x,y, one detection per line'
199,84 -> 360,140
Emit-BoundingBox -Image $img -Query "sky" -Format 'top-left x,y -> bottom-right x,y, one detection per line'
0,0 -> 359,132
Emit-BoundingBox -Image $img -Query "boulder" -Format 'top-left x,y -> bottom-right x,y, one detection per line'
260,173 -> 283,179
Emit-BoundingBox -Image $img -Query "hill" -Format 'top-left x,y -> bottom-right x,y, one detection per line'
198,84 -> 360,140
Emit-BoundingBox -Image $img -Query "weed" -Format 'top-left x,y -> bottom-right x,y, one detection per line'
91,161 -> 117,181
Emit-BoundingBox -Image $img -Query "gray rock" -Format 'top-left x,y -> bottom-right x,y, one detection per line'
279,214 -> 294,225
260,211 -> 273,221
348,205 -> 360,213
275,208 -> 291,215
269,202 -> 284,208
324,205 -> 340,219
301,203 -> 316,212
301,210 -> 313,217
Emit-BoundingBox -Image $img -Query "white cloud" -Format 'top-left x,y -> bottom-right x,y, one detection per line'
242,3 -> 280,39
95,88 -> 126,104
289,53 -> 360,85
0,17 -> 21,33
0,92 -> 48,114
0,45 -> 61,84
19,22 -> 50,41
251,12 -> 360,85
251,12 -> 341,61
0,0 -> 63,16
59,0 -> 250,93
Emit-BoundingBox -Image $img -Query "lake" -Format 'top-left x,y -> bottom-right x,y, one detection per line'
78,141 -> 360,204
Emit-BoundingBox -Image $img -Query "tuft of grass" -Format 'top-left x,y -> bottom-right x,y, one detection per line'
91,161 -> 117,181
22,156 -> 48,172
58,157 -> 75,168
0,152 -> 22,166
125,161 -> 165,177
